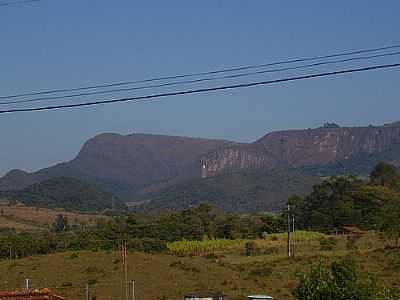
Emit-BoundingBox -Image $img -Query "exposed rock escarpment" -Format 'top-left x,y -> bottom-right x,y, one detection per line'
202,123 -> 400,177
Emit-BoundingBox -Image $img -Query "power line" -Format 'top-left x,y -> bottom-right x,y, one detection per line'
2,50 -> 400,106
0,0 -> 40,7
0,62 -> 398,115
1,44 -> 400,100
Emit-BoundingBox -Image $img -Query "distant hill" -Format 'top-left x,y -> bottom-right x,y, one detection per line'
137,169 -> 320,213
0,133 -> 235,199
1,122 -> 400,213
0,177 -> 121,212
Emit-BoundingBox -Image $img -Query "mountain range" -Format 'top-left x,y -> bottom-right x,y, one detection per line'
1,121 -> 400,212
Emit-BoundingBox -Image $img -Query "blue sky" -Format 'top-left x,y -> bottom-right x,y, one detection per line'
0,0 -> 400,175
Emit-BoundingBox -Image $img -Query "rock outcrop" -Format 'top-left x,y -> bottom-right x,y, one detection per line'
202,123 -> 400,177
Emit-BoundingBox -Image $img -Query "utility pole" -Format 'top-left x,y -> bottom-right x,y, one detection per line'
121,242 -> 129,300
86,284 -> 90,300
287,204 -> 291,258
292,215 -> 295,232
25,278 -> 29,290
9,247 -> 12,260
131,280 -> 135,300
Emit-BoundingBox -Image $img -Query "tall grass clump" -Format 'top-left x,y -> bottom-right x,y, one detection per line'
167,239 -> 246,256
264,230 -> 326,243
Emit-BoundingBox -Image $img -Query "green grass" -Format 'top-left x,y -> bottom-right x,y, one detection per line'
264,230 -> 326,242
0,232 -> 399,300
167,239 -> 247,256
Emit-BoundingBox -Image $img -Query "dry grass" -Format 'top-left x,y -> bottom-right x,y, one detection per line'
0,232 -> 399,300
0,216 -> 39,231
0,205 -> 109,230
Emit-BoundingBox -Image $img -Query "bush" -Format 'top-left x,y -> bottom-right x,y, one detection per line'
293,260 -> 375,300
169,261 -> 200,273
319,237 -> 337,251
249,262 -> 273,277
245,241 -> 260,256
204,253 -> 218,260
127,238 -> 167,253
346,236 -> 359,251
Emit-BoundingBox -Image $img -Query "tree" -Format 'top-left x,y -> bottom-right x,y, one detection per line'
293,260 -> 376,300
370,162 -> 399,188
350,185 -> 399,229
295,176 -> 363,230
323,122 -> 340,128
53,214 -> 69,232
380,198 -> 400,247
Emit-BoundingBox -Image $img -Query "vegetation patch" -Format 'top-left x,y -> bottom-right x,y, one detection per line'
167,239 -> 246,256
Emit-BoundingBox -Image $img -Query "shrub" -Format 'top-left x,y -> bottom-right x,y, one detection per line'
87,278 -> 97,286
346,236 -> 359,251
245,241 -> 260,256
169,261 -> 200,273
127,238 -> 167,253
319,237 -> 337,251
293,260 -> 376,300
204,253 -> 218,260
249,263 -> 273,277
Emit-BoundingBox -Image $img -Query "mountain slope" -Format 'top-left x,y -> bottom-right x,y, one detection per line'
0,133 -> 235,199
137,169 -> 320,213
1,122 -> 400,212
1,177 -> 120,212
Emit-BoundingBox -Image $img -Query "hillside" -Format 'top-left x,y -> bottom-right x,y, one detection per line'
0,204 -> 109,231
1,122 -> 400,213
0,177 -> 121,212
0,133 -> 235,199
138,169 -> 320,213
1,233 -> 398,300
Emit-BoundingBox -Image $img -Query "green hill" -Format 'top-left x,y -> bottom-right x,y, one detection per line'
1,177 -> 123,212
138,170 -> 320,213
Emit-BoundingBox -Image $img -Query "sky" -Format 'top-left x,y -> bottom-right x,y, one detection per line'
0,0 -> 400,176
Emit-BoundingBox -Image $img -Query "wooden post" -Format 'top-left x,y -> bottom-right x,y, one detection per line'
131,280 -> 135,300
86,284 -> 89,300
287,204 -> 291,258
124,243 -> 129,300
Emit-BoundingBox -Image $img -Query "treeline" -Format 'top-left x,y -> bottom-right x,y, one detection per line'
2,161 -> 400,261
290,162 -> 400,240
0,205 -> 285,260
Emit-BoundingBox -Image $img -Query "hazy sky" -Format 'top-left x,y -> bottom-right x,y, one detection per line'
1,1 -> 400,176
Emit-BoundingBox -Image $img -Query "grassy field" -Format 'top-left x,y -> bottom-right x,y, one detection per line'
0,204 -> 109,231
1,232 -> 399,300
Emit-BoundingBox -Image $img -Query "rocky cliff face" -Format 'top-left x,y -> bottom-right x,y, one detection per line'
202,123 -> 400,177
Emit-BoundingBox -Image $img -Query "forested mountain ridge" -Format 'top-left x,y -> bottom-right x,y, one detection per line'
1,122 -> 400,213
